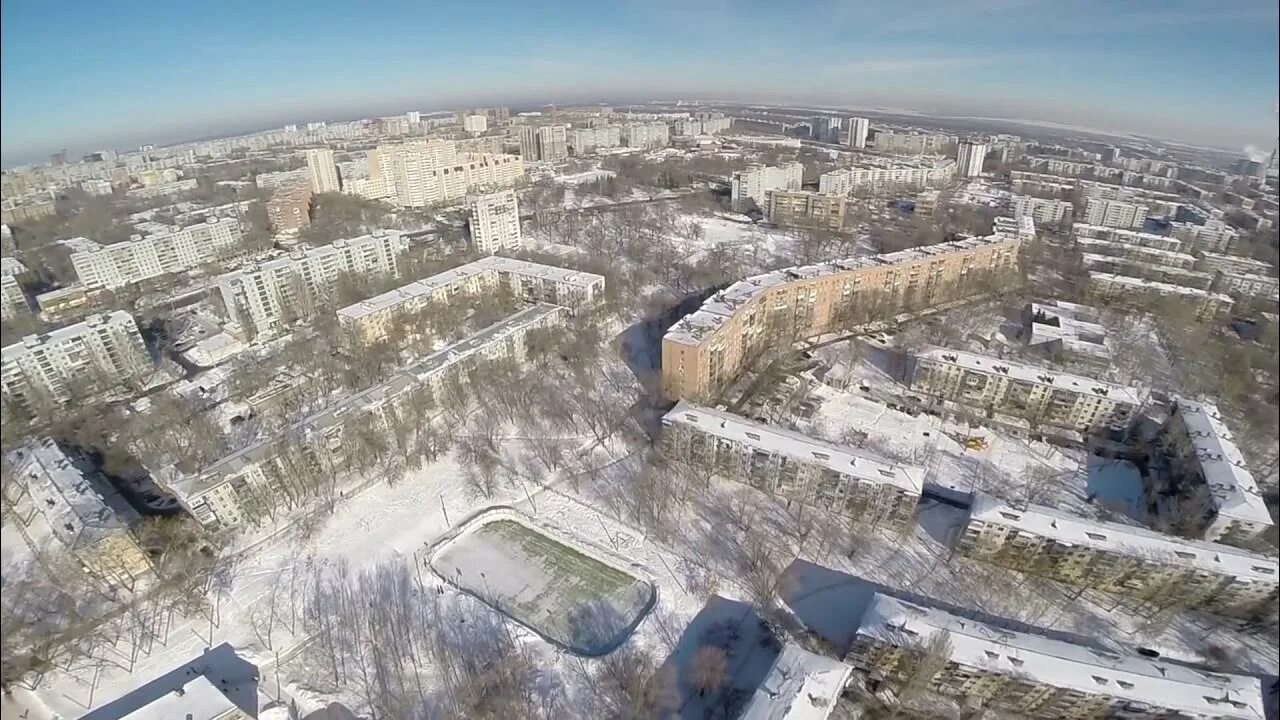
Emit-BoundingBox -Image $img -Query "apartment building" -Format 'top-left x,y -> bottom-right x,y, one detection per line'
1153,399 -> 1274,547
1075,237 -> 1196,270
818,159 -> 956,195
1087,272 -> 1234,320
848,591 -> 1266,719
1009,170 -> 1076,197
69,217 -> 245,290
848,117 -> 870,149
536,126 -> 568,162
161,304 -> 565,529
1013,195 -> 1072,228
305,148 -> 341,193
3,438 -> 151,587
909,347 -> 1140,433
765,190 -> 852,231
1020,301 -> 1111,371
959,493 -> 1278,618
463,114 -> 488,134
661,226 -> 1027,401
661,401 -> 923,530
1215,271 -> 1279,300
468,190 -> 522,254
266,182 -> 313,232
216,230 -> 408,338
1,311 -> 151,415
368,140 -> 525,206
1072,223 -> 1183,252
1,257 -> 29,319
1172,220 -> 1238,253
621,122 -> 670,149
956,140 -> 988,177
873,132 -> 953,155
1195,251 -> 1273,277
1081,197 -> 1148,229
568,126 -> 622,154
1081,254 -> 1214,289
515,125 -> 539,161
730,162 -> 804,212
337,255 -> 605,341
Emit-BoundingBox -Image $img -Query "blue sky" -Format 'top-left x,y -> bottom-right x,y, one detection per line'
2,0 -> 1277,166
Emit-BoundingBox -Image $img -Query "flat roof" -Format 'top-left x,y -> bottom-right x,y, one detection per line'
968,493 -> 1278,585
856,592 -> 1265,719
1076,238 -> 1196,265
914,346 -> 1143,405
4,438 -> 125,549
1170,398 -> 1273,528
663,401 -> 924,494
1089,272 -> 1234,303
739,642 -> 853,720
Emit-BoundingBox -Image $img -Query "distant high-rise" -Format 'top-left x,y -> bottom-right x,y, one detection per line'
305,148 -> 341,193
848,117 -> 870,149
516,126 -> 539,161
468,190 -> 522,254
463,114 -> 488,134
956,140 -> 989,177
406,111 -> 421,125
536,125 -> 568,162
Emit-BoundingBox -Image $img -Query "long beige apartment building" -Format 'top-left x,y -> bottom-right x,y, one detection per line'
336,255 -> 605,342
960,493 -> 1278,619
660,220 -> 1030,401
661,401 -> 923,530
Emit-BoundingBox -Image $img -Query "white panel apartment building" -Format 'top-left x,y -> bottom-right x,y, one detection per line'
216,230 -> 408,338
1,311 -> 151,414
661,401 -> 923,530
847,117 -> 869,149
909,347 -> 1142,433
1,257 -> 28,319
1087,272 -> 1235,319
848,591 -> 1266,719
536,126 -> 568,162
731,162 -> 804,212
161,304 -> 565,529
468,190 -> 522,254
305,148 -> 341,193
955,140 -> 988,177
621,122 -> 670,149
337,255 -> 605,341
70,217 -> 244,290
1154,399 -> 1274,546
1072,223 -> 1183,252
1013,195 -> 1072,227
1171,220 -> 1238,253
818,159 -> 956,195
959,493 -> 1278,618
568,126 -> 622,154
1081,197 -> 1148,229
368,140 -> 524,207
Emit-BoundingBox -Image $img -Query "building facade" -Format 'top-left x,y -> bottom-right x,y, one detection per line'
765,190 -> 851,231
955,140 -> 989,177
266,183 -> 313,232
69,217 -> 245,290
1087,272 -> 1234,320
1072,223 -> 1183,252
305,148 -> 341,193
661,222 -> 1029,401
536,126 -> 568,162
731,162 -> 804,212
818,160 -> 956,195
621,122 -> 670,149
1081,197 -> 1148,229
848,117 -> 870,149
661,401 -> 923,530
1013,195 -> 1072,228
568,126 -> 622,154
1172,220 -> 1238,253
468,190 -> 522,254
367,140 -> 524,207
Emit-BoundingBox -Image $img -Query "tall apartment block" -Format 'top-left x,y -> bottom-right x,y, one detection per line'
1152,399 -> 1274,546
216,230 -> 408,338
463,114 -> 488,134
468,190 -> 522,254
908,347 -> 1141,433
955,140 -> 989,177
959,493 -> 1278,618
3,438 -> 151,587
818,159 -> 956,195
765,190 -> 852,232
536,126 -> 568,162
872,132 -> 954,155
1,311 -> 151,415
661,402 -> 923,530
1171,220 -> 1239,254
305,148 -> 341,193
337,255 -> 605,342
69,217 -> 244,290
367,140 -> 524,207
516,125 -> 539,161
730,162 -> 804,212
160,304 -> 565,529
621,122 -> 670,149
569,126 -> 622,154
661,223 -> 1028,401
1081,197 -> 1148,229
847,591 -> 1265,719
1013,195 -> 1072,227
847,117 -> 869,149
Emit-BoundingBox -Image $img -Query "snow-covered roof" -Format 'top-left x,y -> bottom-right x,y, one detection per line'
1089,272 -> 1234,304
118,674 -> 236,720
914,346 -> 1142,405
337,255 -> 604,322
1169,399 -> 1273,530
967,493 -> 1278,586
662,401 -> 924,494
4,438 -> 125,550
1072,223 -> 1182,248
739,642 -> 853,720
664,231 -> 1022,347
1024,302 -> 1111,359
1076,238 -> 1196,266
855,592 -> 1265,720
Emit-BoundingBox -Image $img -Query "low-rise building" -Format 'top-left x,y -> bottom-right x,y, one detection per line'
336,255 -> 605,341
3,438 -> 151,587
1195,251 -> 1273,277
848,590 -> 1267,718
1020,301 -> 1111,371
959,493 -> 1278,618
661,401 -> 923,530
765,190 -> 852,231
1153,399 -> 1274,546
872,131 -> 953,155
1087,272 -> 1234,319
1072,223 -> 1183,252
909,347 -> 1141,433
1075,237 -> 1197,269
739,642 -> 852,720
1081,253 -> 1215,289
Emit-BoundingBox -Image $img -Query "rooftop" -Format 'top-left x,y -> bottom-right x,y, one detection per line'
856,592 -> 1265,720
1089,272 -> 1234,303
216,229 -> 404,283
663,401 -> 924,494
739,642 -> 854,720
1024,301 -> 1110,359
914,346 -> 1143,405
3,438 -> 126,550
1169,398 -> 1273,529
968,493 -> 1278,585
